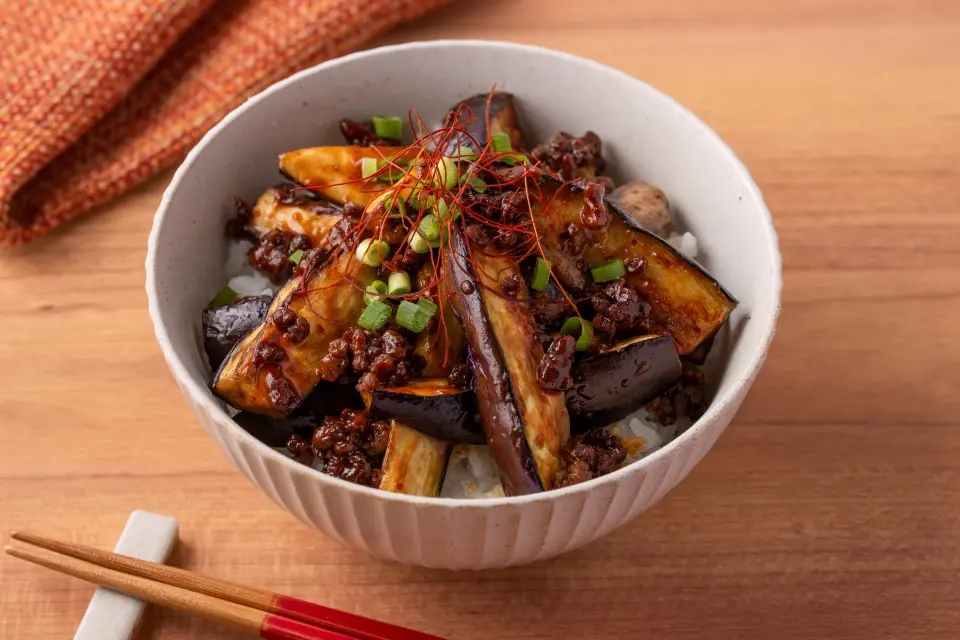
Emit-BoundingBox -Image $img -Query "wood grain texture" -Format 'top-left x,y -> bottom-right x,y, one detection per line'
2,0 -> 959,638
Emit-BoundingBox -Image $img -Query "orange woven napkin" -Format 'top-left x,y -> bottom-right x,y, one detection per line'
0,0 -> 453,246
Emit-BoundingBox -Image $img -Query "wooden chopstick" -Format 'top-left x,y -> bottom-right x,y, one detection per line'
6,543 -> 354,640
8,531 -> 444,640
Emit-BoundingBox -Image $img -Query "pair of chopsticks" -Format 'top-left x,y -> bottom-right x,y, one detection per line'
6,532 -> 444,640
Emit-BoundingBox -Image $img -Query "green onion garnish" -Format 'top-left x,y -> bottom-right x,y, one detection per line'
409,230 -> 431,254
371,115 -> 403,140
561,317 -> 594,351
396,300 -> 430,333
530,257 -> 551,291
364,280 -> 388,304
419,214 -> 440,242
450,145 -> 479,160
491,131 -> 511,152
209,285 -> 238,308
590,259 -> 626,283
288,249 -> 304,265
435,198 -> 461,223
356,238 -> 391,267
357,300 -> 393,331
417,297 -> 438,318
500,152 -> 528,166
361,156 -> 379,179
388,271 -> 411,296
435,156 -> 459,189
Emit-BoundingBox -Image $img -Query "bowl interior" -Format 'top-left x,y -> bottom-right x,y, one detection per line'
148,41 -> 780,500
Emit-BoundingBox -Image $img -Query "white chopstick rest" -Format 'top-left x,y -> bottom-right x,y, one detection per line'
73,511 -> 179,640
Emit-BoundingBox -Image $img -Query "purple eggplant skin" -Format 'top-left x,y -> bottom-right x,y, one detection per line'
370,380 -> 484,445
566,335 -> 683,433
202,296 -> 271,369
443,228 -> 542,495
231,379 -> 365,447
447,92 -> 527,153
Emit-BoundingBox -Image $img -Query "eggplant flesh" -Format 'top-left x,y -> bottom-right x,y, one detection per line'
278,145 -> 420,207
202,296 -> 271,370
378,422 -> 450,496
248,186 -> 342,243
533,179 -> 737,355
371,379 -> 483,445
412,261 -> 466,377
212,250 -> 376,417
450,92 -> 526,152
566,335 -> 682,433
444,228 -> 570,495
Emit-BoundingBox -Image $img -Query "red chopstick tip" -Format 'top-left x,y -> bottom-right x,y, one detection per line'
261,613 -> 355,640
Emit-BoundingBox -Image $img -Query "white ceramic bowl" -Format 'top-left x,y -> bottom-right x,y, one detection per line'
147,40 -> 780,570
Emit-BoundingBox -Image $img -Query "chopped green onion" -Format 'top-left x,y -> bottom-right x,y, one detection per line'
435,199 -> 461,223
530,257 -> 551,291
396,300 -> 430,333
500,152 -> 528,166
590,259 -> 626,283
435,156 -> 459,189
208,285 -> 238,308
408,230 -> 431,254
561,317 -> 594,351
356,238 -> 391,267
450,145 -> 479,160
364,280 -> 388,304
371,115 -> 403,140
361,156 -> 379,179
416,297 -> 438,318
388,271 -> 411,296
383,193 -> 406,216
491,131 -> 512,152
419,214 -> 440,242
463,174 -> 487,192
357,300 -> 393,331
288,249 -> 304,265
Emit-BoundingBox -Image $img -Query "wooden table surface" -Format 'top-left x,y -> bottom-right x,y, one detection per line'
3,0 -> 959,638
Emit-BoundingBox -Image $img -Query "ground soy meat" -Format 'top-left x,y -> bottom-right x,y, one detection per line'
318,327 -> 416,392
291,408 -> 392,486
646,361 -> 708,426
339,118 -> 397,146
537,334 -> 576,391
589,277 -> 652,342
447,363 -> 470,389
532,131 -> 606,181
249,228 -> 314,284
226,197 -> 254,240
554,429 -> 627,488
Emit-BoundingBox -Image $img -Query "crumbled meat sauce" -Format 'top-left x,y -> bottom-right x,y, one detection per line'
532,131 -> 606,181
318,326 -> 417,393
339,118 -> 398,146
265,369 -> 300,413
581,181 -> 610,230
273,306 -> 310,345
447,363 -> 471,389
554,429 -> 627,488
646,361 -> 708,426
589,277 -> 654,343
285,408 -> 391,487
226,197 -> 254,240
537,334 -> 576,391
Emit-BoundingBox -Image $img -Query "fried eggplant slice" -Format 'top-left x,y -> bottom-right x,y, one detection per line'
450,92 -> 526,152
566,335 -> 682,432
212,250 -> 376,417
371,379 -> 483,445
202,296 -> 271,370
444,228 -> 570,495
278,145 -> 420,207
533,179 -> 737,354
248,186 -> 342,243
378,422 -> 450,496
